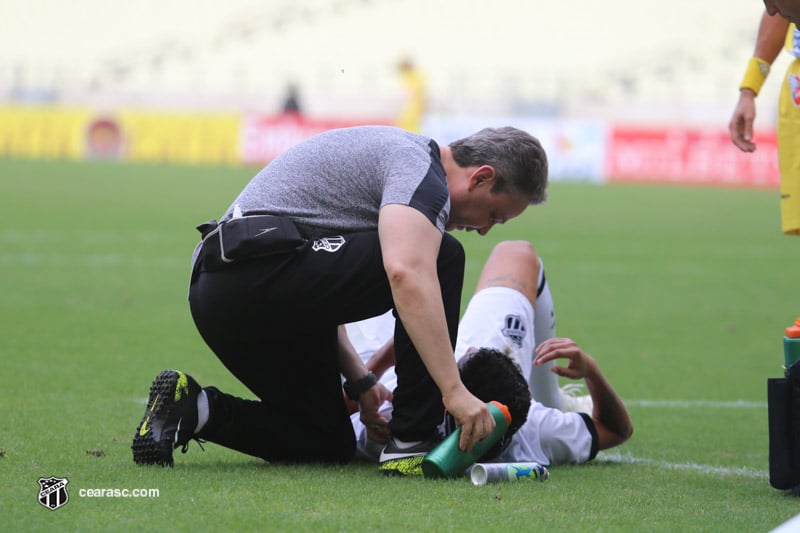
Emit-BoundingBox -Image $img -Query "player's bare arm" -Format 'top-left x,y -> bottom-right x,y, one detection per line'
534,337 -> 633,450
729,11 -> 789,152
378,203 -> 494,451
343,337 -> 396,417
336,326 -> 392,443
364,337 -> 397,381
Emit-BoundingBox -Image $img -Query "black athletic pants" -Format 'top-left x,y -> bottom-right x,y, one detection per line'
189,230 -> 464,462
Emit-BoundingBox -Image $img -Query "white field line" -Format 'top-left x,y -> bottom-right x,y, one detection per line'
131,395 -> 774,479
0,252 -> 187,269
603,398 -> 768,478
626,399 -> 766,409
598,451 -> 769,479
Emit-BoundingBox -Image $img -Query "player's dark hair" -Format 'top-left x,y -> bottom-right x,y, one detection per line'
457,347 -> 532,458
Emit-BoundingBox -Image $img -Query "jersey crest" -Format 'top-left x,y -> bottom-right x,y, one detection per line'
502,314 -> 527,348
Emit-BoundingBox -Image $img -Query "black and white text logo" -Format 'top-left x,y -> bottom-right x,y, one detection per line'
312,236 -> 346,253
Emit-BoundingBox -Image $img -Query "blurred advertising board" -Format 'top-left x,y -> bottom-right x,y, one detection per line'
116,110 -> 240,165
0,105 -> 240,166
0,106 -> 90,160
0,106 -> 781,190
606,126 -> 779,188
422,115 -> 607,183
241,113 -> 392,165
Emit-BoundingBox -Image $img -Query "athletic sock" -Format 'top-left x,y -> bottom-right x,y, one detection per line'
530,259 -> 561,408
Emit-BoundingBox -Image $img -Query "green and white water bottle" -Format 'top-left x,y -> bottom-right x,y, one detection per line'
421,401 -> 512,479
785,318 -> 800,372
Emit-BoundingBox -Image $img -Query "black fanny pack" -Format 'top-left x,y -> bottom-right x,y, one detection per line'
196,213 -> 306,271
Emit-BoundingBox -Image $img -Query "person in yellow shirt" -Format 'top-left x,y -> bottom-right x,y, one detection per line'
729,9 -> 800,235
396,58 -> 427,134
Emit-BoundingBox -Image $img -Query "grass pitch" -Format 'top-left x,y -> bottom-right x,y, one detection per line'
2,157 -> 800,531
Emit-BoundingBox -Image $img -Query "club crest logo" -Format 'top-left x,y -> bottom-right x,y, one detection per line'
312,236 -> 346,252
38,476 -> 69,511
791,74 -> 800,108
501,314 -> 526,348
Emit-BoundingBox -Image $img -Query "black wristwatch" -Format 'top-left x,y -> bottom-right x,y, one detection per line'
343,371 -> 378,402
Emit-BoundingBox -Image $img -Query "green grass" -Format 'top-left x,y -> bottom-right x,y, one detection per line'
2,157 -> 800,531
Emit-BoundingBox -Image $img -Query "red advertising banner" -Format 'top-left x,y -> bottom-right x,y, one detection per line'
241,113 -> 392,165
606,126 -> 779,188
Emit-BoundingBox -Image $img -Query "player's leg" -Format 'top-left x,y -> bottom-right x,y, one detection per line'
193,320 -> 356,461
184,231 -> 399,462
528,256 -> 561,409
455,241 -> 561,407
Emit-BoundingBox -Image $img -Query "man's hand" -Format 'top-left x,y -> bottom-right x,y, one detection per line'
729,89 -> 758,153
357,383 -> 393,444
442,386 -> 495,452
533,337 -> 598,380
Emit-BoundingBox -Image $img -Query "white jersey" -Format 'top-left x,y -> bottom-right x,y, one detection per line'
345,286 -> 598,466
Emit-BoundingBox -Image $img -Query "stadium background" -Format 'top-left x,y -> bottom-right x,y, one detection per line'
0,0 -> 784,187
6,2 -> 800,529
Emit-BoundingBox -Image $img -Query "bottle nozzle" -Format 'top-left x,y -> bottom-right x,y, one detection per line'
489,401 -> 512,425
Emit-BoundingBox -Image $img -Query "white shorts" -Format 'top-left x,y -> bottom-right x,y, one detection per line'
454,286 -> 536,379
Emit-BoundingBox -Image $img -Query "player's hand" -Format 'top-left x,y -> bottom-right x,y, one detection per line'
442,386 -> 494,452
729,89 -> 758,153
534,337 -> 598,381
358,383 -> 393,443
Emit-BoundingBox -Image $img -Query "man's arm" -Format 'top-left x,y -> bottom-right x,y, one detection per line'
753,11 -> 790,64
729,11 -> 790,152
534,337 -> 633,450
378,204 -> 493,451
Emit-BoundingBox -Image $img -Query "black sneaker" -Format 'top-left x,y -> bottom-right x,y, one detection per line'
378,436 -> 440,476
132,370 -> 201,467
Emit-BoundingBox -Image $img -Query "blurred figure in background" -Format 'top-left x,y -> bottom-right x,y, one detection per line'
396,58 -> 427,133
281,83 -> 303,116
729,9 -> 800,235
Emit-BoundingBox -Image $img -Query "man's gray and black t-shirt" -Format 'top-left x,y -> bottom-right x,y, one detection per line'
223,125 -> 449,240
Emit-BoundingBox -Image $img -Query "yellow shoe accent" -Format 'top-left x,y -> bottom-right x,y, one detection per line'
138,416 -> 151,436
379,456 -> 425,476
175,373 -> 188,402
138,393 -> 159,436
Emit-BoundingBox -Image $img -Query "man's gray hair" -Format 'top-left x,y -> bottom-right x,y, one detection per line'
449,127 -> 548,205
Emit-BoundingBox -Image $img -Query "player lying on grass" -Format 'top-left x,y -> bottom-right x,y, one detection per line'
344,240 -> 633,473
130,240 -> 631,471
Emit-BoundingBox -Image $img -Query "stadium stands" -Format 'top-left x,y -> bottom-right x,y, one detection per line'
2,0 -> 781,123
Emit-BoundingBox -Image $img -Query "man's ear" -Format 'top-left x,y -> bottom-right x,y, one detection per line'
467,165 -> 496,191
